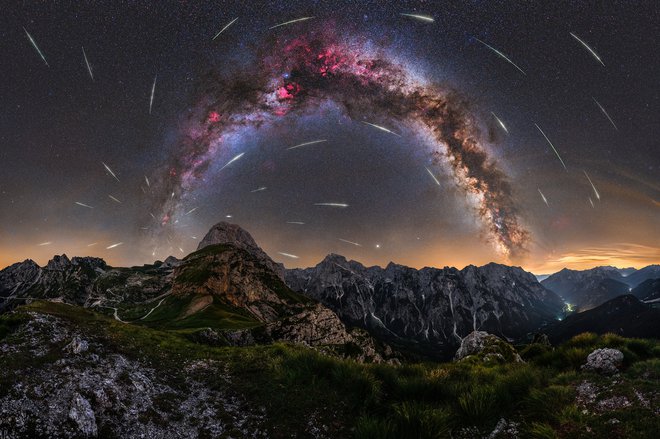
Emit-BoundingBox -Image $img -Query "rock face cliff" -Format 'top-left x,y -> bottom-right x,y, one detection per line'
285,254 -> 564,358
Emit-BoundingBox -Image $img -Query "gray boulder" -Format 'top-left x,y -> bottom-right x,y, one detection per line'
69,393 -> 97,437
582,348 -> 623,374
454,331 -> 523,364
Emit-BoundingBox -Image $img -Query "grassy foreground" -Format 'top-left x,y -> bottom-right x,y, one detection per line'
1,301 -> 658,438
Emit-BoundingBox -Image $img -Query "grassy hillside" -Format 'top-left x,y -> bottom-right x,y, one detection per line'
1,301 -> 658,438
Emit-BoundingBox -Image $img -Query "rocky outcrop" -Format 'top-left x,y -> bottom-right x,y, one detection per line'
583,348 -> 624,374
454,331 -> 523,364
286,254 -> 563,359
69,393 -> 97,437
0,312 -> 267,438
172,243 -> 301,323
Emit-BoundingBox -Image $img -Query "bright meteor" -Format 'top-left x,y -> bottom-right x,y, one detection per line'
400,13 -> 434,23
473,37 -> 526,75
361,121 -> 401,137
592,97 -> 618,131
75,202 -> 94,209
24,28 -> 49,67
212,17 -> 238,40
339,238 -> 362,247
583,170 -> 601,200
425,167 -> 441,186
82,46 -> 93,80
570,32 -> 605,67
491,112 -> 509,134
534,124 -> 567,171
277,252 -> 299,259
106,242 -> 123,249
314,203 -> 348,208
101,162 -> 120,182
269,17 -> 314,30
149,75 -> 157,114
219,152 -> 245,171
287,139 -> 327,150
538,188 -> 549,207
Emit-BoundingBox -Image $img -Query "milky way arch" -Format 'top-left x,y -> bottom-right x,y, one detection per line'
150,31 -> 529,258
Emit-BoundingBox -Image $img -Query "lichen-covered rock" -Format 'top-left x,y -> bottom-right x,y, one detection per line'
582,348 -> 623,374
68,393 -> 97,437
64,336 -> 88,354
454,331 -> 523,364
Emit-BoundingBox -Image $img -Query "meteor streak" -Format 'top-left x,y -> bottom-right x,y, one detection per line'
588,197 -> 595,208
425,167 -> 441,186
106,242 -> 123,249
108,195 -> 121,204
212,17 -> 238,40
184,207 -> 198,215
361,121 -> 401,136
37,241 -> 52,246
400,13 -> 434,23
75,202 -> 94,209
250,187 -> 267,192
277,252 -> 299,259
583,171 -> 601,200
102,162 -> 120,182
491,112 -> 509,134
219,152 -> 245,171
286,139 -> 327,150
286,221 -> 305,225
592,97 -> 618,131
24,28 -> 49,67
82,46 -> 93,80
314,203 -> 348,208
144,176 -> 150,187
473,38 -> 526,75
339,238 -> 362,247
538,188 -> 549,207
87,243 -> 98,247
534,124 -> 567,170
269,17 -> 314,30
149,75 -> 157,114
570,32 -> 605,67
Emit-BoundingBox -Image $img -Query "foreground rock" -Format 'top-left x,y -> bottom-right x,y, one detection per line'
0,312 -> 267,438
582,348 -> 624,374
454,331 -> 523,364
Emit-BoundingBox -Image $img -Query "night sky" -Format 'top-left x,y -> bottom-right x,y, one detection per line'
1,1 -> 658,273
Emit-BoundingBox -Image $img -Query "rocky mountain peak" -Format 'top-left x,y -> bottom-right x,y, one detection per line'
320,253 -> 349,266
197,222 -> 261,253
71,257 -> 107,270
45,254 -> 72,270
196,221 -> 284,280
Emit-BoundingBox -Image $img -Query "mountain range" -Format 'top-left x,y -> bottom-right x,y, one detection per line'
2,221 -> 658,361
